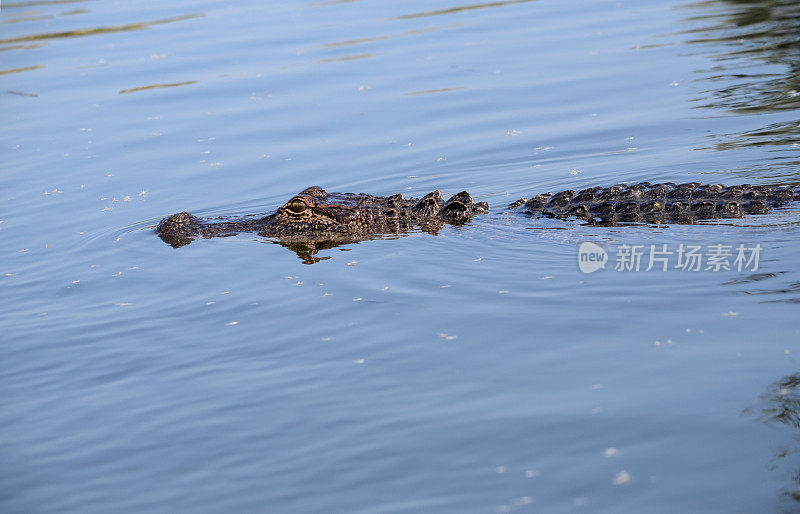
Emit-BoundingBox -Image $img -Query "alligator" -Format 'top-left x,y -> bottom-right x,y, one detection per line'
156,182 -> 799,262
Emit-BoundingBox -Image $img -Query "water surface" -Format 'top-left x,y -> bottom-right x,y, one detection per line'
2,0 -> 800,512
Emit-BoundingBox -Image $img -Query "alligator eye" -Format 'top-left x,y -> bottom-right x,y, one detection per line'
385,209 -> 398,218
287,198 -> 308,214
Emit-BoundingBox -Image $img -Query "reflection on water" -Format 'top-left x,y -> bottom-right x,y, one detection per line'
157,220 -> 449,265
7,90 -> 39,97
393,0 -> 538,20
317,52 -> 377,63
0,43 -> 45,52
158,231 -> 389,264
119,81 -> 199,95
272,238 -> 401,265
0,64 -> 44,75
686,0 -> 800,114
714,120 -> 800,151
4,0 -> 95,7
755,373 -> 800,503
0,13 -> 202,44
305,0 -> 365,7
725,271 -> 800,303
683,0 -> 800,166
406,86 -> 466,95
320,25 -> 456,49
0,14 -> 55,24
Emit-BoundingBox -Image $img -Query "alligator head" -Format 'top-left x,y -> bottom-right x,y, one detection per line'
156,186 -> 489,262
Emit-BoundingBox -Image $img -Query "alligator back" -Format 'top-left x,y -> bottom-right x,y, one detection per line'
509,182 -> 799,224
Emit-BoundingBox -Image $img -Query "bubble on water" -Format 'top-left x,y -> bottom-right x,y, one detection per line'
612,470 -> 631,485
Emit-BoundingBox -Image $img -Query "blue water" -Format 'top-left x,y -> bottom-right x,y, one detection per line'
2,0 -> 800,512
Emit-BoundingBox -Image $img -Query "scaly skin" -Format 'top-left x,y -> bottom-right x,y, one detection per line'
156,186 -> 488,248
508,182 -> 799,224
156,183 -> 798,261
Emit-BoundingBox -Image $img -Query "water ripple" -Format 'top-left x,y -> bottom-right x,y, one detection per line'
0,13 -> 203,44
393,0 -> 539,20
